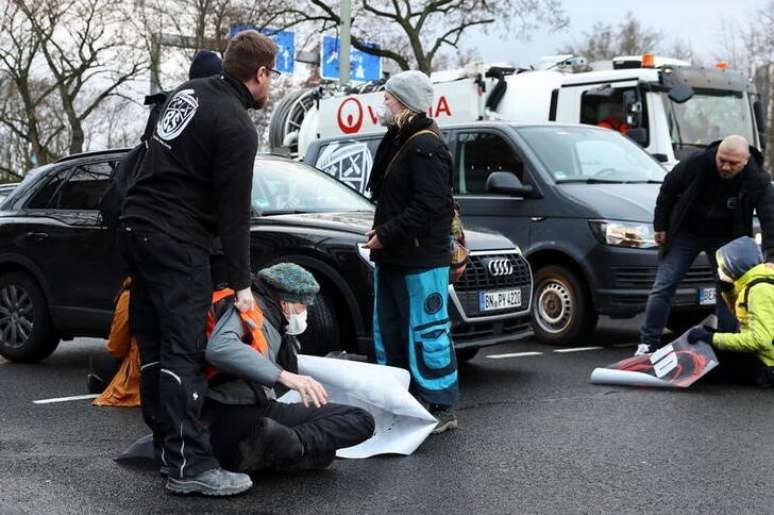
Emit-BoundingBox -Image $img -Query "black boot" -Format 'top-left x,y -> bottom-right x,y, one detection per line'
274,445 -> 336,473
236,417 -> 303,472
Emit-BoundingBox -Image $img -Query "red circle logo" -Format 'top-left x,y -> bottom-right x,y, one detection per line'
337,97 -> 364,134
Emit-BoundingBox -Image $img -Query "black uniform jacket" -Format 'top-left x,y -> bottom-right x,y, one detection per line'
123,73 -> 257,289
653,141 -> 774,260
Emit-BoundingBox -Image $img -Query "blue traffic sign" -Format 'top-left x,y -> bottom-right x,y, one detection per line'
228,25 -> 295,74
320,35 -> 381,83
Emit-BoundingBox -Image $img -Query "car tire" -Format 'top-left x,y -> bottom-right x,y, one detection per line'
531,265 -> 598,345
297,288 -> 340,356
455,347 -> 479,363
0,272 -> 59,363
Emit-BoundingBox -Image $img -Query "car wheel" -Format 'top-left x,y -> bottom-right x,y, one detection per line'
0,272 -> 59,363
455,347 -> 479,363
531,265 -> 598,345
297,288 -> 340,356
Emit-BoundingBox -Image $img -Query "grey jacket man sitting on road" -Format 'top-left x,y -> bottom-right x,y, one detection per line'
203,262 -> 375,473
637,135 -> 774,356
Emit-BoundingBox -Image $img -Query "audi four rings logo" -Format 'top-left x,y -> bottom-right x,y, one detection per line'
487,258 -> 514,276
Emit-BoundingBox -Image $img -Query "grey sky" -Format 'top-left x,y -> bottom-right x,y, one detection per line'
471,0 -> 767,67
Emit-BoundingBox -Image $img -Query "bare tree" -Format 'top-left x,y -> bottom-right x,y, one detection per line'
14,0 -> 148,155
0,2 -> 72,173
284,0 -> 568,74
713,2 -> 774,168
560,12 -> 663,61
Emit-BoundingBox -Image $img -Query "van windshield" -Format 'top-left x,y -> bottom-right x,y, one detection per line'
516,127 -> 667,184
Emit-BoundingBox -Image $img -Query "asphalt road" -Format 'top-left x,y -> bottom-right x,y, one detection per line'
1,316 -> 773,514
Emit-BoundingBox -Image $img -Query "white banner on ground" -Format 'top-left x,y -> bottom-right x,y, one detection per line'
590,316 -> 719,388
278,355 -> 437,459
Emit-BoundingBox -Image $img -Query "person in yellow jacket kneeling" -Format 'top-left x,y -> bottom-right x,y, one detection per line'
687,236 -> 774,387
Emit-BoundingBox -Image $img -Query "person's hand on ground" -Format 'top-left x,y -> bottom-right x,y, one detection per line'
278,371 -> 328,408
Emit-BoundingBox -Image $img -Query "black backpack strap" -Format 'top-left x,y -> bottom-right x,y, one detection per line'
740,277 -> 774,309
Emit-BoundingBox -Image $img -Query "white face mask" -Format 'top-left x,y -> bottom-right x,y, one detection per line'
377,104 -> 394,127
717,266 -> 734,284
284,304 -> 309,335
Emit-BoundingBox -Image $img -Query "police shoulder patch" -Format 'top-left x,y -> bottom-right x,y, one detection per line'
424,293 -> 443,315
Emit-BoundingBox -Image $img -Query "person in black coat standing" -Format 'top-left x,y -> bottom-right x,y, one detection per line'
120,31 -> 279,496
364,70 -> 459,433
637,135 -> 774,356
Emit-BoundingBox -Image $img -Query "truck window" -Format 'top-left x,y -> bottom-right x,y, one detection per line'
454,132 -> 524,195
580,86 -> 641,135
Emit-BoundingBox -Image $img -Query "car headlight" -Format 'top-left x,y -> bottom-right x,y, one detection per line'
589,220 -> 657,249
356,243 -> 375,268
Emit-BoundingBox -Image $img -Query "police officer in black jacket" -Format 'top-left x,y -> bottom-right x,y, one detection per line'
364,70 -> 459,434
120,31 -> 278,496
637,135 -> 774,357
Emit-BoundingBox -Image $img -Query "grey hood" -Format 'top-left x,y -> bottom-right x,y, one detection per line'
557,183 -> 661,222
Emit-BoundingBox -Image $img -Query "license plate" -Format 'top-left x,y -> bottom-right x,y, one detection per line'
479,288 -> 522,311
699,287 -> 716,306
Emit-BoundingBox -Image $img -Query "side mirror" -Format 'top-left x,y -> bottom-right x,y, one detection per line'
626,128 -> 648,147
486,172 -> 534,197
667,84 -> 694,104
754,99 -> 767,134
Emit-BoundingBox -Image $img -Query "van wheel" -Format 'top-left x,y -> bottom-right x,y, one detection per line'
0,272 -> 59,363
297,289 -> 340,356
455,347 -> 479,363
531,265 -> 598,345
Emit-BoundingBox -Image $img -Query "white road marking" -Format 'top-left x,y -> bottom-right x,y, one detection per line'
553,346 -> 605,353
486,351 -> 544,359
33,394 -> 99,405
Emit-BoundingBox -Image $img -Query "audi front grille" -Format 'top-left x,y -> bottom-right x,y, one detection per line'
449,251 -> 533,322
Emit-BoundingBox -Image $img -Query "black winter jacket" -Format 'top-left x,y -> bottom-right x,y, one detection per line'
122,73 -> 258,289
367,115 -> 454,268
653,141 -> 774,260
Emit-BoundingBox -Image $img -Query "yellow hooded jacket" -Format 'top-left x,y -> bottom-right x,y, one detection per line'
714,263 -> 774,367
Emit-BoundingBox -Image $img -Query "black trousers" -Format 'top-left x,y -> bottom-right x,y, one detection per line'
706,350 -> 774,387
120,225 -> 219,479
205,397 -> 375,472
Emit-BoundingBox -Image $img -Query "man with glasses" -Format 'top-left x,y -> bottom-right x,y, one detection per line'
120,30 -> 279,496
637,135 -> 774,356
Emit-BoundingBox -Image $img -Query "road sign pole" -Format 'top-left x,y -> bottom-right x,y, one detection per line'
339,0 -> 352,86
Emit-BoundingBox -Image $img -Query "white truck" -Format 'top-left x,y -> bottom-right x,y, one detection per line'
271,54 -> 767,170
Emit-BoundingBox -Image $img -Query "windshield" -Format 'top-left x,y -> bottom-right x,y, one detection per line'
252,158 -> 374,215
665,90 -> 754,148
516,126 -> 667,183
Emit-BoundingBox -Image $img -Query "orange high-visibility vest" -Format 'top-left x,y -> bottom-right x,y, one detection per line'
204,288 -> 269,380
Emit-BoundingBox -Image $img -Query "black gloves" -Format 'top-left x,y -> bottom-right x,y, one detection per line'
687,326 -> 715,345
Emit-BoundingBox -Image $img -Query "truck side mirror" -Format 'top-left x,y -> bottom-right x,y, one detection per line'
754,99 -> 767,134
486,172 -> 534,197
667,84 -> 694,104
626,128 -> 648,147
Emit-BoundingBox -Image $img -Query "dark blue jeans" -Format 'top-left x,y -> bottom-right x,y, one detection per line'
640,231 -> 737,348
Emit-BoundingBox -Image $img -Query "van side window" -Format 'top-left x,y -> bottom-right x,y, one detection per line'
454,132 -> 524,195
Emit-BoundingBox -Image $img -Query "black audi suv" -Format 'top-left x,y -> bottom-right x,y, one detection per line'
0,151 -> 533,363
